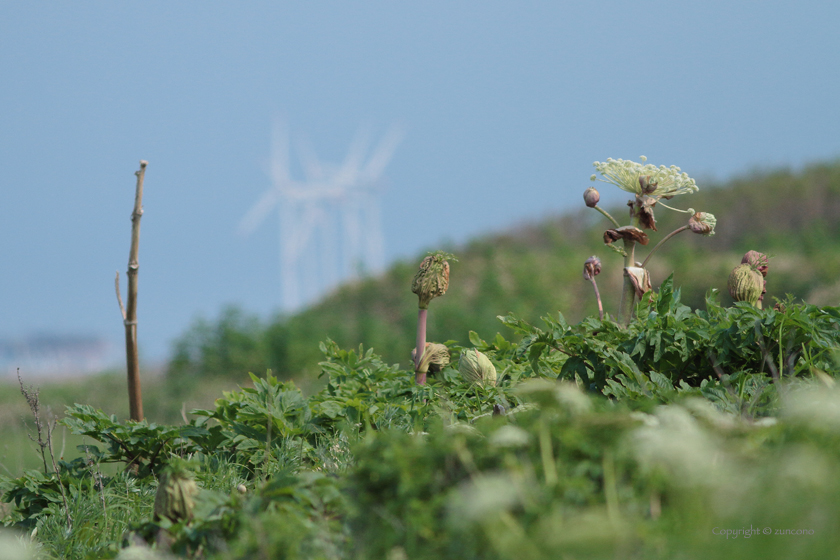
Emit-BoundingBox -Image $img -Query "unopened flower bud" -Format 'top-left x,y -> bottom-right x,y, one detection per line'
459,349 -> 497,387
412,342 -> 450,375
741,250 -> 769,277
583,187 -> 600,208
411,252 -> 451,309
728,264 -> 763,306
583,256 -> 601,280
154,464 -> 199,523
688,212 -> 716,235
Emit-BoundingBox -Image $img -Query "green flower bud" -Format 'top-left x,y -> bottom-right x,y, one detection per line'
412,342 -> 450,375
154,463 -> 199,523
728,263 -> 764,306
411,252 -> 451,309
688,211 -> 716,236
583,187 -> 600,208
459,348 -> 497,387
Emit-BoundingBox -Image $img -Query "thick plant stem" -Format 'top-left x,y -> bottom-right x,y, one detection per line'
617,239 -> 637,326
119,161 -> 147,421
594,206 -> 621,229
415,308 -> 427,385
641,225 -> 689,268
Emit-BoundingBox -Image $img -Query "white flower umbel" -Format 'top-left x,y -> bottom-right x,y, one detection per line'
591,156 -> 699,198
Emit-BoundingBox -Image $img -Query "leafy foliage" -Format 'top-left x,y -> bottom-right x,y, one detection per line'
61,406 -> 213,477
3,285 -> 840,558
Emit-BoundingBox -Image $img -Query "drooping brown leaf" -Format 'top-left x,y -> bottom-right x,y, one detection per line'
603,226 -> 650,246
633,194 -> 658,231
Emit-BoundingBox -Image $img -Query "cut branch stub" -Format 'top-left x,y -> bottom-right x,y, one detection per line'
604,226 -> 649,246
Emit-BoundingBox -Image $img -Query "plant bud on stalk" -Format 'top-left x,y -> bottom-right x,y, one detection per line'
741,250 -> 769,277
583,187 -> 600,208
411,342 -> 450,375
154,464 -> 199,523
688,212 -> 716,236
583,256 -> 604,320
459,348 -> 497,387
741,250 -> 769,305
583,256 -> 601,280
728,264 -> 764,307
411,251 -> 454,384
412,255 -> 450,310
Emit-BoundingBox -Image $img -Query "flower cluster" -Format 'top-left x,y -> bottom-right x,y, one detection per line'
591,156 -> 698,199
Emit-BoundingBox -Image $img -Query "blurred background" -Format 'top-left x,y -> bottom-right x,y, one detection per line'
1,1 -> 839,395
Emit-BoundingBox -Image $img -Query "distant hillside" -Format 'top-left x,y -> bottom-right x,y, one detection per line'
167,160 -> 840,386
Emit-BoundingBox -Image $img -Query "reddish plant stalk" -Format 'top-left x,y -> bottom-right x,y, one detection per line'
415,309 -> 427,384
588,277 -> 604,321
641,225 -> 689,268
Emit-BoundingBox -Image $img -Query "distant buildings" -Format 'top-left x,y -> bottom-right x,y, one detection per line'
0,334 -> 115,379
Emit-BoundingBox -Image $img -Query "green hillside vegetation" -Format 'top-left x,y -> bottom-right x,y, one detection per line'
168,160 -> 840,387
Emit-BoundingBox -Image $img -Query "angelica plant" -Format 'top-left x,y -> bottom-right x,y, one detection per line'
410,251 -> 456,384
729,250 -> 770,308
586,156 -> 716,324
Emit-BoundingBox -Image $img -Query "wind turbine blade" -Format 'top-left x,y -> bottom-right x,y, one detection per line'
238,188 -> 282,236
296,138 -> 326,183
333,127 -> 371,189
270,120 -> 291,189
362,126 -> 404,182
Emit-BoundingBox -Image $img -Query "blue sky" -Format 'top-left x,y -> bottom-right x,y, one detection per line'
2,1 -> 839,366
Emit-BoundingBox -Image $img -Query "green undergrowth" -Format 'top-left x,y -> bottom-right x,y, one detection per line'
2,285 -> 840,559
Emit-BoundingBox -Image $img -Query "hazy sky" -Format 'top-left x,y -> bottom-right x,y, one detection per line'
2,1 -> 839,366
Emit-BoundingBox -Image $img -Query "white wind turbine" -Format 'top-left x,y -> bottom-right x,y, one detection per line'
239,122 -> 403,311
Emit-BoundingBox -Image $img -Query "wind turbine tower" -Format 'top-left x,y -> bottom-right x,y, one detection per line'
239,123 -> 402,311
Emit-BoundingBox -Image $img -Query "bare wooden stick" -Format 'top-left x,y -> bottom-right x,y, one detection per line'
120,160 -> 147,421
